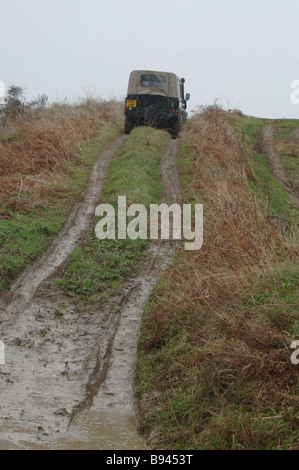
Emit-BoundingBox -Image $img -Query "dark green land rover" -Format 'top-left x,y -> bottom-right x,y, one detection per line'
124,70 -> 190,138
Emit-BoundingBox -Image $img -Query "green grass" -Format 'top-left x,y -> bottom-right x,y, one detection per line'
280,152 -> 299,189
56,236 -> 148,302
0,131 -> 18,143
55,126 -> 170,302
274,119 -> 299,141
0,210 -> 65,291
0,125 -> 120,293
234,115 -> 295,217
273,120 -> 299,191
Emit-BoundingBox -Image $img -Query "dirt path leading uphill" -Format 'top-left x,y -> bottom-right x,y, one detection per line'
262,125 -> 299,208
0,137 -> 180,450
0,135 -> 126,314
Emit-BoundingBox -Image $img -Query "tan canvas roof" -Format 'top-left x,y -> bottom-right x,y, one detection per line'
127,70 -> 181,97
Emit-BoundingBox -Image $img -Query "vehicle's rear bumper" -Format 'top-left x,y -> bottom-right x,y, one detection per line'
124,94 -> 180,127
126,112 -> 178,126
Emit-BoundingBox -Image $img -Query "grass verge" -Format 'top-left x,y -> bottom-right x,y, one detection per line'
0,122 -> 121,293
234,115 -> 299,218
136,107 -> 299,450
273,120 -> 299,192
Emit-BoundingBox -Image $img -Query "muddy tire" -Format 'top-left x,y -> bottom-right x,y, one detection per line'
124,117 -> 133,134
171,121 -> 180,139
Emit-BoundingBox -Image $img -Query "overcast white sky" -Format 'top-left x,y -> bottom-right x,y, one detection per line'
1,0 -> 299,118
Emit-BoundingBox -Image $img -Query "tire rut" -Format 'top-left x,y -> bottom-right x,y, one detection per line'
68,138 -> 181,427
0,135 -> 125,316
0,136 -> 181,450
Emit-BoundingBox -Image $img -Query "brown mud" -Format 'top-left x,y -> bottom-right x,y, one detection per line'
0,137 -> 180,450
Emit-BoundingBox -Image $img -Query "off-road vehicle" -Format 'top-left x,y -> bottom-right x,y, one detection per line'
124,70 -> 190,138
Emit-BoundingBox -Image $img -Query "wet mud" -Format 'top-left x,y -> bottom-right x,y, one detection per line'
0,137 -> 181,450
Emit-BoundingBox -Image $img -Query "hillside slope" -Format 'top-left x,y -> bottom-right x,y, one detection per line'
136,107 -> 299,450
0,99 -> 122,293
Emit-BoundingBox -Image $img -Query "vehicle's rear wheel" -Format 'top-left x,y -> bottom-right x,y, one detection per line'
124,117 -> 133,134
171,121 -> 180,139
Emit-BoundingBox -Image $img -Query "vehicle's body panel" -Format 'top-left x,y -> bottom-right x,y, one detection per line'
127,70 -> 180,98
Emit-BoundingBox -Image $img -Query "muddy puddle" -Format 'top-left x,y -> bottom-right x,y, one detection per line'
59,411 -> 147,450
0,137 -> 180,450
0,412 -> 147,450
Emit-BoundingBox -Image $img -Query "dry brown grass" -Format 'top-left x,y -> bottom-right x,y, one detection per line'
0,99 -> 123,206
137,105 -> 299,450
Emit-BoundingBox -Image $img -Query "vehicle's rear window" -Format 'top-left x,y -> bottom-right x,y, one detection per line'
140,74 -> 167,89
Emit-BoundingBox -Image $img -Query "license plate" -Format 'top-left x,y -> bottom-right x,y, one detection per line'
126,99 -> 137,107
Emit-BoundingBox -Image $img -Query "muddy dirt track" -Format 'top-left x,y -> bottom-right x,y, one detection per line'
0,136 -> 181,449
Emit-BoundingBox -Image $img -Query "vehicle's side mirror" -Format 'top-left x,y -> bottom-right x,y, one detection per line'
185,93 -> 190,101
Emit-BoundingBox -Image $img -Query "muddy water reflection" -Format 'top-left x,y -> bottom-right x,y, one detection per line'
59,411 -> 148,450
0,412 -> 147,450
